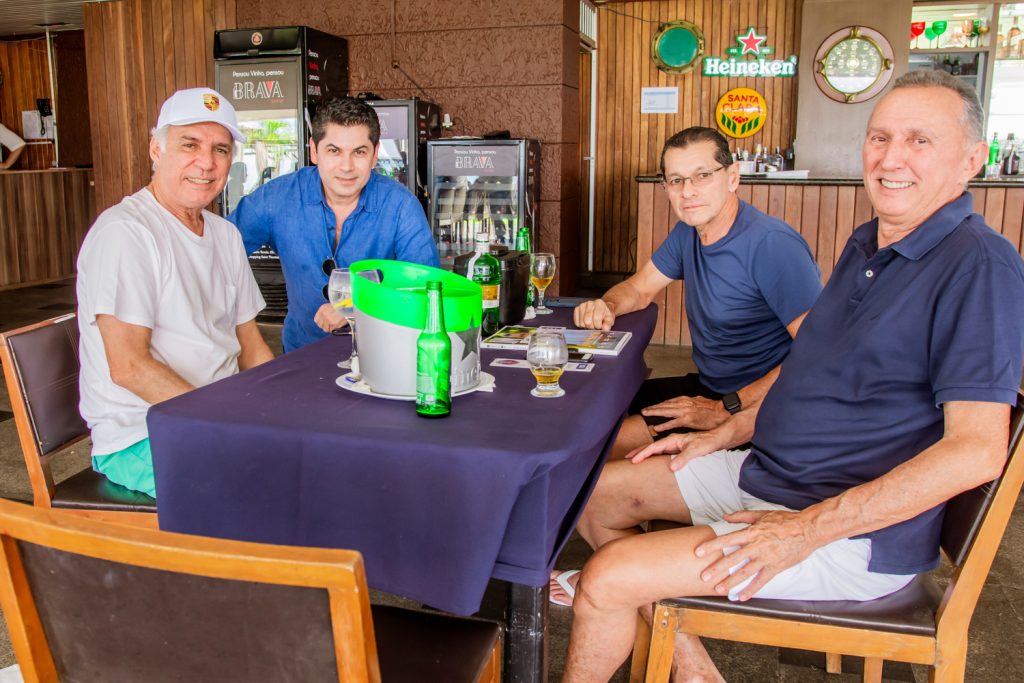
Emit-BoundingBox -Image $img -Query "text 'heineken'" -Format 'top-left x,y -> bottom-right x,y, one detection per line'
415,280 -> 452,418
467,232 -> 502,337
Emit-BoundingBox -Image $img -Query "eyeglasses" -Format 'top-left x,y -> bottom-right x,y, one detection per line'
661,165 -> 726,192
322,259 -> 337,301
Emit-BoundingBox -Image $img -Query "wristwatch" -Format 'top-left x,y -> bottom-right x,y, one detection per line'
722,392 -> 741,415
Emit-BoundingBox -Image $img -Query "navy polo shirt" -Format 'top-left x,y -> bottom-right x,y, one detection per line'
229,167 -> 438,352
651,200 -> 821,393
741,193 -> 1024,575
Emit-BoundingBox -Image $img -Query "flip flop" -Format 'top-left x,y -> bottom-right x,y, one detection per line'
549,569 -> 580,607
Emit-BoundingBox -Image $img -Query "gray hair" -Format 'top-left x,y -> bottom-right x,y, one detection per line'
890,70 -> 985,144
150,126 -> 168,173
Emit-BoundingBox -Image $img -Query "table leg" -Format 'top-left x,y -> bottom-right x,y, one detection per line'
504,581 -> 549,683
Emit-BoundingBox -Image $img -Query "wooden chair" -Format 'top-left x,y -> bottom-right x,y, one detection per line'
0,498 -> 502,683
0,314 -> 157,526
635,392 -> 1024,683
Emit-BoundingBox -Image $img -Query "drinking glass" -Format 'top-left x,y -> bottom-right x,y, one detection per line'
527,329 -> 568,398
329,268 -> 381,370
531,252 -> 556,315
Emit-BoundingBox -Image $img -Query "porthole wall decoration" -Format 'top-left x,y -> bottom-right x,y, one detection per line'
814,26 -> 894,103
652,20 -> 705,75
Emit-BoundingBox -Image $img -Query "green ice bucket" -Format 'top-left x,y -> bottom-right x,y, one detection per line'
351,259 -> 482,397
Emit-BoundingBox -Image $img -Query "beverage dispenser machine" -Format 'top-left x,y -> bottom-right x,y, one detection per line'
365,98 -> 442,211
426,138 -> 541,269
214,26 -> 348,320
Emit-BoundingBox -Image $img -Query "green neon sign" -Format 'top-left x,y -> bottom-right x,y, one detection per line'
703,26 -> 799,78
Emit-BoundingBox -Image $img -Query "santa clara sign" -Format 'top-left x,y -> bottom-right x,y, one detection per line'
703,26 -> 798,77
715,88 -> 767,139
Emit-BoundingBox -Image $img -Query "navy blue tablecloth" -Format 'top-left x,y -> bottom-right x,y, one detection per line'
149,305 -> 657,615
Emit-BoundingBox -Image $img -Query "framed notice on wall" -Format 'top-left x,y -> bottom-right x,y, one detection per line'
640,87 -> 679,114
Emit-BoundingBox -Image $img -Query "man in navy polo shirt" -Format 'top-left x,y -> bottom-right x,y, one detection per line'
229,97 -> 438,352
573,127 -> 821,456
553,128 -> 821,605
560,70 -> 1024,682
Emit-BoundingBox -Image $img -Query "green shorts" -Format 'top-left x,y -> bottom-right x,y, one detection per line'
92,438 -> 156,498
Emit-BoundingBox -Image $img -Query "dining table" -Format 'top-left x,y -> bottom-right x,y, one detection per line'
148,303 -> 657,682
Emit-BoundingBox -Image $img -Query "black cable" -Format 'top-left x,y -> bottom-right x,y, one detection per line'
389,0 -> 444,107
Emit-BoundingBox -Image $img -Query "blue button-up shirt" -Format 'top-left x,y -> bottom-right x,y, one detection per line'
741,193 -> 1024,575
229,167 -> 439,351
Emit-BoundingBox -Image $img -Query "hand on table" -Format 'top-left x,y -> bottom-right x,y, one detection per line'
642,395 -> 730,432
314,304 -> 348,333
625,430 -> 728,471
695,509 -> 818,601
573,299 -> 615,331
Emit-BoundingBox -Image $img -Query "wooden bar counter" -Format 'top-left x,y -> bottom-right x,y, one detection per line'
0,169 -> 96,290
636,176 -> 1024,347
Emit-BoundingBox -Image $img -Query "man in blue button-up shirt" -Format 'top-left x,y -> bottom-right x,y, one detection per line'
560,70 -> 1024,682
229,97 -> 438,352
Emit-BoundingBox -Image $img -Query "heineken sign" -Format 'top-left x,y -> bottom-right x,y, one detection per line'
702,27 -> 798,78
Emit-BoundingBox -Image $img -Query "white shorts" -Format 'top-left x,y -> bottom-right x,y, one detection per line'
674,449 -> 914,602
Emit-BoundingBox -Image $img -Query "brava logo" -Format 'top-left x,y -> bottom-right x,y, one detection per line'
232,80 -> 285,100
455,156 -> 495,170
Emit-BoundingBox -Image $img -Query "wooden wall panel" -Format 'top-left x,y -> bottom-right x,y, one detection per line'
0,170 -> 95,289
637,181 -> 1024,346
84,0 -> 237,213
0,38 -> 56,170
593,0 -> 803,274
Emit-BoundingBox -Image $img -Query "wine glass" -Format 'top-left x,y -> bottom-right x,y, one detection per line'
329,268 -> 382,371
328,268 -> 356,368
527,329 -> 568,398
531,252 -> 556,315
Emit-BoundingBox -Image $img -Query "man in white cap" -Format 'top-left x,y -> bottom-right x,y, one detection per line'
76,87 -> 274,498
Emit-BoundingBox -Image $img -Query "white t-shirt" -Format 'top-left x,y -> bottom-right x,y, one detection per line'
0,123 -> 26,155
77,188 -> 265,455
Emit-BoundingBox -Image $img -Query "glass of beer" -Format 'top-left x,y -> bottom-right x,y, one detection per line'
531,252 -> 556,315
527,328 -> 568,398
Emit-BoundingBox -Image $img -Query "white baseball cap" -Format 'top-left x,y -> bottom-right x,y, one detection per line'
155,87 -> 244,143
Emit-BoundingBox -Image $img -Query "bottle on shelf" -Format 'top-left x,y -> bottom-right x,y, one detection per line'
1004,134 -> 1021,176
415,280 -> 452,419
951,57 -> 962,76
754,144 -> 764,173
515,225 -> 534,307
773,146 -> 785,172
466,232 -> 502,337
988,133 -> 1001,166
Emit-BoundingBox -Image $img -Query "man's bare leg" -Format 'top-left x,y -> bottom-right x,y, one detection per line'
610,414 -> 655,459
562,525 -> 724,682
550,455 -> 693,605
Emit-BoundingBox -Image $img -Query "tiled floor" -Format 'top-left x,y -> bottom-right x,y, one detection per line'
1,279 -> 1022,681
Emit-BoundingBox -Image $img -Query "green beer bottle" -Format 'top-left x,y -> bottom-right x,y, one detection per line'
415,280 -> 452,418
515,226 -> 534,307
466,232 -> 502,337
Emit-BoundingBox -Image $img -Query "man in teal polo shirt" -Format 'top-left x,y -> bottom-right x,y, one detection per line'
229,97 -> 438,352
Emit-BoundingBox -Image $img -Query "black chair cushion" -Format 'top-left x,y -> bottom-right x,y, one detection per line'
6,317 -> 87,456
373,604 -> 500,683
53,468 -> 157,513
660,574 -> 942,637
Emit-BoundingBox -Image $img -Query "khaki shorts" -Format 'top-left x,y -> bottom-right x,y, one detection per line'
675,449 -> 914,602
